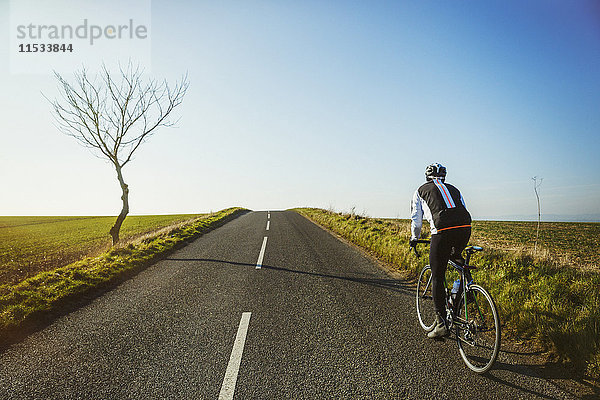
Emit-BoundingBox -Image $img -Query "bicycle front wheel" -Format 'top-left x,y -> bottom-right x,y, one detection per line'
455,285 -> 501,374
416,265 -> 436,331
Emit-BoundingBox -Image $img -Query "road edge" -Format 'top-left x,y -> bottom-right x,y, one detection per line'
0,207 -> 249,352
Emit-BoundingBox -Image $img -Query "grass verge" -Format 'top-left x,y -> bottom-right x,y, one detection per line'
294,208 -> 600,381
0,207 -> 246,344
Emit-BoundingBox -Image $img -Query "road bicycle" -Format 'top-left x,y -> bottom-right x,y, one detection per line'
411,239 -> 501,374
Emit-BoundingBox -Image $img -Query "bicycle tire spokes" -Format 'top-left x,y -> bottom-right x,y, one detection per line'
456,285 -> 501,374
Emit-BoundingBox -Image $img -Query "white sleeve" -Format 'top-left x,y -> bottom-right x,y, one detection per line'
410,190 -> 423,240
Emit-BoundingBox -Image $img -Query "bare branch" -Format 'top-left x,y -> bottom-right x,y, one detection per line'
45,63 -> 189,169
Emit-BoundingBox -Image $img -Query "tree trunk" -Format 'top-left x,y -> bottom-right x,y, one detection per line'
109,166 -> 129,245
534,181 -> 541,254
535,198 -> 541,254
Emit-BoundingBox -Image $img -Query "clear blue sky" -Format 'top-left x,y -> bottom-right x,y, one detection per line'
1,0 -> 599,220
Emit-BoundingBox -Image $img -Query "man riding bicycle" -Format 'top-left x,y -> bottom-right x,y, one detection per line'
410,163 -> 472,338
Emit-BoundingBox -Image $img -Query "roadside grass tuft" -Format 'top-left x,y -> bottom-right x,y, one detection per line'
294,207 -> 600,380
0,207 -> 246,338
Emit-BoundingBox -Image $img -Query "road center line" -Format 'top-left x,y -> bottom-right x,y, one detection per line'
266,220 -> 270,231
267,211 -> 270,219
256,236 -> 268,269
219,312 -> 252,400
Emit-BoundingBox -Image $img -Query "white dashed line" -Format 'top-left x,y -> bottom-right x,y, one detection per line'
267,211 -> 270,219
256,236 -> 268,269
266,220 -> 270,231
219,312 -> 252,400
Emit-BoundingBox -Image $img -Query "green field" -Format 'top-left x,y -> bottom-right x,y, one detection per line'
471,221 -> 600,269
0,214 -> 204,286
380,219 -> 600,271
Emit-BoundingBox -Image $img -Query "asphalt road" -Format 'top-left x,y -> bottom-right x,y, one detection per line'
0,211 -> 575,399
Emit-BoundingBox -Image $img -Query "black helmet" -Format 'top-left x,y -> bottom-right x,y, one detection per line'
425,163 -> 447,181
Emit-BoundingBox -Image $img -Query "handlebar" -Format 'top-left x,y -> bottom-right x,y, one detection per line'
409,239 -> 430,258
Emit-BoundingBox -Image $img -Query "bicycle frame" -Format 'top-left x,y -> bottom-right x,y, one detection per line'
411,240 -> 486,329
447,258 -> 488,334
446,259 -> 472,326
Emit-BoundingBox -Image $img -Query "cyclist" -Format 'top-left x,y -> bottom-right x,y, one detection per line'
410,163 -> 472,338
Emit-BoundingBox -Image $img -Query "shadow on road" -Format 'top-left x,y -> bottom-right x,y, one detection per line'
485,371 -> 563,400
164,257 -> 598,399
491,358 -> 600,400
165,257 -> 415,295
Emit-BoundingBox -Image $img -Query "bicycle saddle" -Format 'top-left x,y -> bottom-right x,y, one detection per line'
465,245 -> 483,254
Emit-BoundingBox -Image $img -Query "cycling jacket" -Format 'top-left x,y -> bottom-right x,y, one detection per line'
411,178 -> 472,240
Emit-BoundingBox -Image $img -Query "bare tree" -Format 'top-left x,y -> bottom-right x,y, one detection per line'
532,176 -> 543,254
46,63 -> 189,245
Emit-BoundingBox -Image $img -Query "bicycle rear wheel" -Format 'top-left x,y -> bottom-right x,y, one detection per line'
416,265 -> 436,331
455,285 -> 500,374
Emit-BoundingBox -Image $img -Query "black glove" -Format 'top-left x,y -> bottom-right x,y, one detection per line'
409,239 -> 418,248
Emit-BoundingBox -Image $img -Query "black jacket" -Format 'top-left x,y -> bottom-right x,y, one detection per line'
410,178 -> 471,239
